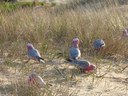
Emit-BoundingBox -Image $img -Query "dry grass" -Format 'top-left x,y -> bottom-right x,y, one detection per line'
0,1 -> 128,59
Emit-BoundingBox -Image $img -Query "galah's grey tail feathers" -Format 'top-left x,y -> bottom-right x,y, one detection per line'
37,57 -> 45,63
38,57 -> 44,60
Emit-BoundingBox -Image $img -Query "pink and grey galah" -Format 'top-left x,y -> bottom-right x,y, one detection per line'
122,28 -> 128,37
26,43 -> 45,63
93,39 -> 105,51
69,59 -> 96,73
27,72 -> 46,87
69,37 -> 81,60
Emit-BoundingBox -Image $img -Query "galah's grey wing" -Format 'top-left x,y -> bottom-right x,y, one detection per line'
35,49 -> 45,63
94,39 -> 105,48
28,49 -> 38,59
73,60 -> 90,69
28,49 -> 45,63
68,60 -> 90,69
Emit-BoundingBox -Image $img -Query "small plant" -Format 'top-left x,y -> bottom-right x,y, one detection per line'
0,2 -> 45,11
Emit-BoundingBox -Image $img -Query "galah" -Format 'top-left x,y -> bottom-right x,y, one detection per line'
27,72 -> 46,87
26,43 -> 45,63
69,37 -> 81,60
122,29 -> 128,37
68,59 -> 96,73
93,39 -> 105,51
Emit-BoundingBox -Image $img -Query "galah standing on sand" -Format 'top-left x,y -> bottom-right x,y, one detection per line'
27,72 -> 46,87
26,43 -> 45,63
69,60 -> 96,73
69,37 -> 81,60
122,29 -> 128,37
93,39 -> 105,51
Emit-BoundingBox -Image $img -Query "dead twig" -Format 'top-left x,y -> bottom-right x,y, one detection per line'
120,65 -> 128,72
54,67 -> 66,79
96,72 -> 108,78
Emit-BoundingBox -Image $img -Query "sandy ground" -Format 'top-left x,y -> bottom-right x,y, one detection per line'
0,57 -> 128,96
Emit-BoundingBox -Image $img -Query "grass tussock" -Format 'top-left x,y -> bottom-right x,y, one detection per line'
15,82 -> 75,96
0,0 -> 128,59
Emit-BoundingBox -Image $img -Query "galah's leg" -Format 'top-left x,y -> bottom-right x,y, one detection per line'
31,58 -> 40,64
24,58 -> 30,63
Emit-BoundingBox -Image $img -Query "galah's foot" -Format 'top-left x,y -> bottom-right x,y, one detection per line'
23,59 -> 30,63
24,61 -> 28,63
